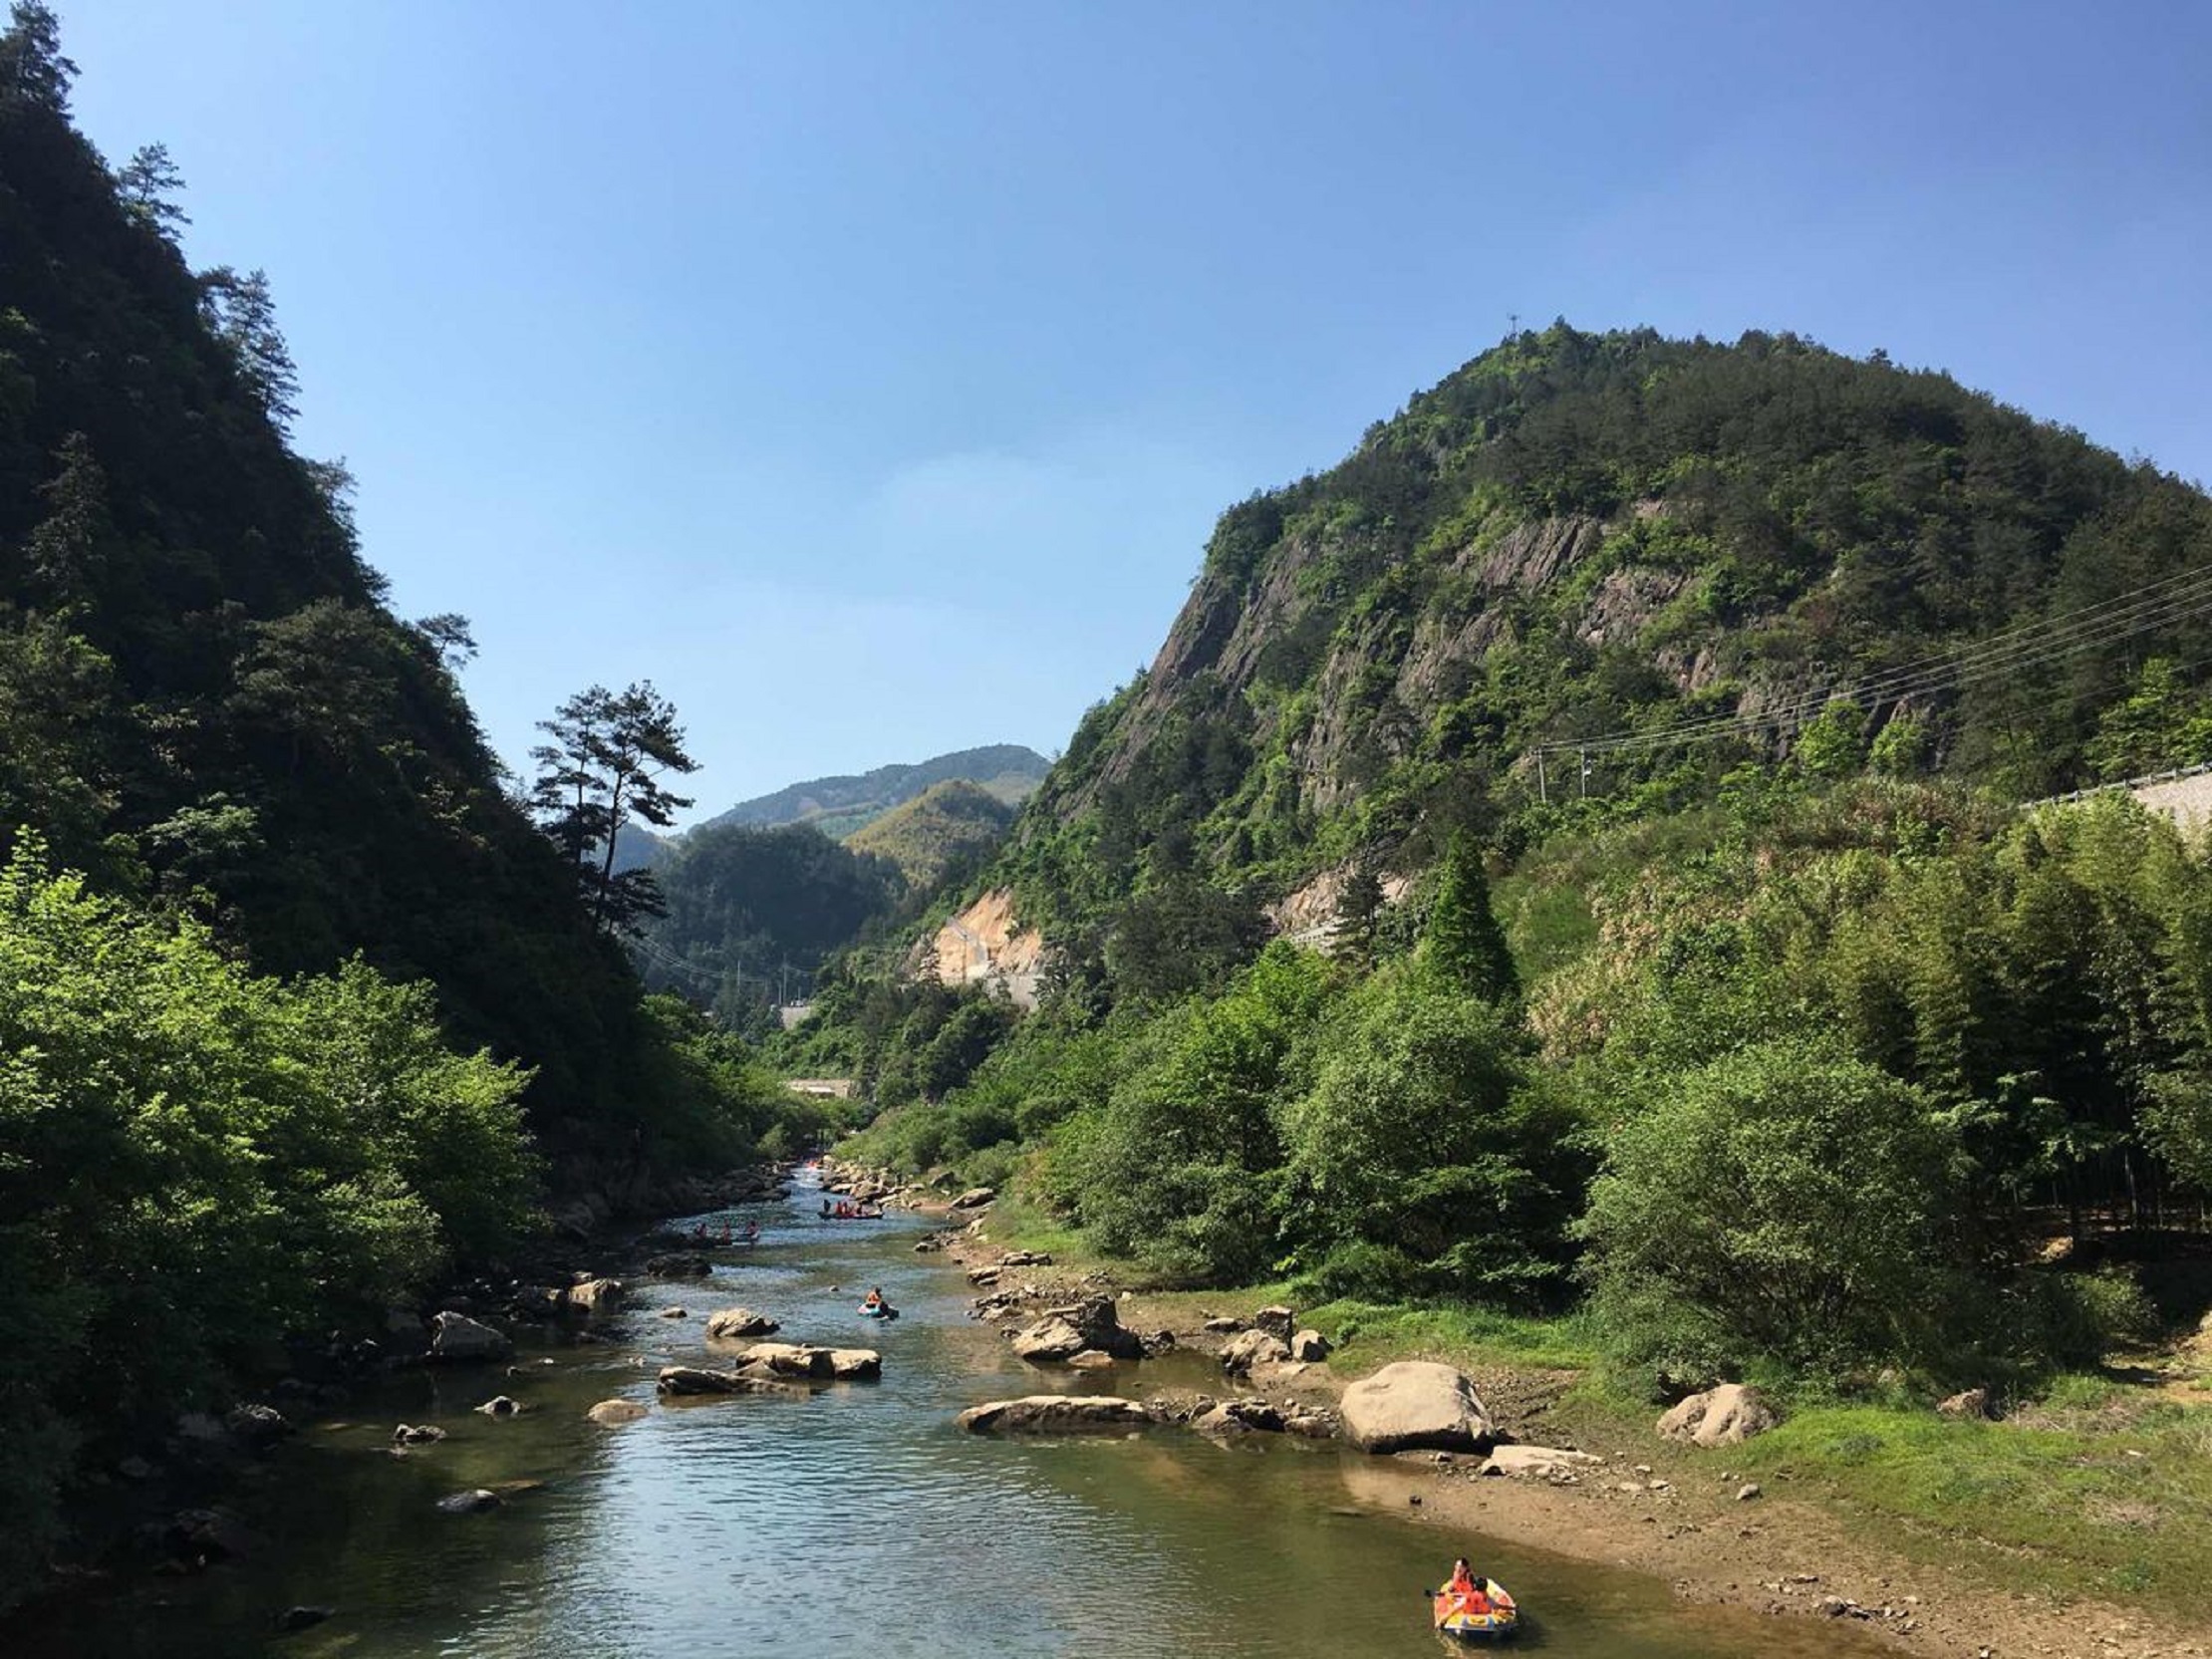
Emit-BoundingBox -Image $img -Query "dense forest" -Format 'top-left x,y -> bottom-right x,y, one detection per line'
0,4 -> 806,1602
825,325 -> 2212,1402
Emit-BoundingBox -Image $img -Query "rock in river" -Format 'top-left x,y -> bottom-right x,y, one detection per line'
956,1396 -> 1154,1434
828,1349 -> 882,1381
564,1277 -> 625,1315
1010,1294 -> 1143,1363
1339,1361 -> 1494,1454
588,1399 -> 649,1426
1655,1383 -> 1778,1448
646,1252 -> 714,1279
703,1306 -> 781,1340
734,1342 -> 835,1378
428,1311 -> 512,1363
436,1489 -> 502,1516
655,1365 -> 803,1399
1220,1328 -> 1291,1375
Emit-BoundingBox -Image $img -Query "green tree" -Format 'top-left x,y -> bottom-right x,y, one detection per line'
1580,1036 -> 1965,1383
529,681 -> 698,934
1419,832 -> 1518,1003
0,1 -> 73,113
1283,968 -> 1582,1300
116,140 -> 187,238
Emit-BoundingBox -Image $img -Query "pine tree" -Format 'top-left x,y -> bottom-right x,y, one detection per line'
529,681 -> 698,933
117,141 -> 188,238
1420,831 -> 1518,1004
0,1 -> 75,113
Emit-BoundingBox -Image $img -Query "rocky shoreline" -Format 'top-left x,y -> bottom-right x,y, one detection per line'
907,1174 -> 2211,1659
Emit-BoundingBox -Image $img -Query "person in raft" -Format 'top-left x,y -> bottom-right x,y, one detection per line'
1445,1559 -> 1490,1613
861,1286 -> 888,1313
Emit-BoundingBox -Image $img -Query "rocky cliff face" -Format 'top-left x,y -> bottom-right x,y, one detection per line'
1001,324 -> 2212,932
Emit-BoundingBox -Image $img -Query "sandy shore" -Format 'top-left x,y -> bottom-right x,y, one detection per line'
921,1206 -> 2211,1659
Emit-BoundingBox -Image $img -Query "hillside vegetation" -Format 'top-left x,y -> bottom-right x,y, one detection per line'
696,741 -> 1047,838
823,328 -> 2212,1516
0,6 -> 805,1601
845,777 -> 1017,887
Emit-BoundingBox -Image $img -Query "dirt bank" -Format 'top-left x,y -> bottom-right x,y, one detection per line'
935,1216 -> 2211,1659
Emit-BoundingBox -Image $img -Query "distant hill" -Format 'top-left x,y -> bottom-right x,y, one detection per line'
844,778 -> 1017,888
696,743 -> 1049,838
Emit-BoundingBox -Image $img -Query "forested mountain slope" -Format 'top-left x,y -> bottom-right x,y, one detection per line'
698,741 -> 1048,838
845,777 -> 1016,887
0,13 -> 704,1170
999,326 -> 2212,939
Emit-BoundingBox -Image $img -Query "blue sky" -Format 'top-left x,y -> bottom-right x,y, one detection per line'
56,1 -> 2212,819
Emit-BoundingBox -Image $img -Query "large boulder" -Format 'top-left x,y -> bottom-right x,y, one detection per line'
734,1342 -> 836,1378
223,1403 -> 292,1450
1655,1383 -> 1778,1448
703,1307 -> 781,1340
1010,1294 -> 1142,1363
1221,1328 -> 1292,1375
828,1349 -> 882,1381
428,1311 -> 512,1363
1339,1362 -> 1494,1454
1252,1305 -> 1296,1339
654,1365 -> 802,1399
564,1277 -> 625,1315
1288,1329 -> 1331,1363
646,1252 -> 714,1279
951,1187 -> 996,1210
956,1396 -> 1154,1434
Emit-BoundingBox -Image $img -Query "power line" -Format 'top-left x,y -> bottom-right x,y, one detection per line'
1536,565 -> 2212,760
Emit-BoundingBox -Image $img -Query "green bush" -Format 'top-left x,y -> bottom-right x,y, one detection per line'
1580,1035 -> 1967,1384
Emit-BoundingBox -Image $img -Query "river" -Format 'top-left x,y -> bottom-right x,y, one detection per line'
21,1175 -> 1893,1657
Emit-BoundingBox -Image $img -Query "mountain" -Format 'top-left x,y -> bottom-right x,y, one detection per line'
697,743 -> 1049,838
988,324 -> 2212,945
844,777 -> 1017,888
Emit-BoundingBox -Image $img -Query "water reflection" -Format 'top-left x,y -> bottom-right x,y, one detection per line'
14,1180 -> 1892,1658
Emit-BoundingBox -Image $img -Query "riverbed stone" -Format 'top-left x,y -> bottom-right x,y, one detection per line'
1193,1399 -> 1287,1438
428,1311 -> 512,1363
1656,1383 -> 1778,1448
1220,1328 -> 1292,1375
436,1488 -> 501,1515
1252,1305 -> 1296,1339
703,1307 -> 781,1340
391,1423 -> 446,1445
646,1252 -> 714,1279
564,1277 -> 625,1315
828,1348 -> 882,1380
956,1396 -> 1154,1434
1202,1315 -> 1244,1333
474,1395 -> 521,1417
588,1399 -> 649,1426
951,1187 -> 996,1209
1480,1444 -> 1601,1479
1011,1294 -> 1143,1364
736,1342 -> 835,1378
1289,1328 -> 1331,1363
224,1403 -> 293,1449
1339,1361 -> 1494,1454
654,1365 -> 803,1399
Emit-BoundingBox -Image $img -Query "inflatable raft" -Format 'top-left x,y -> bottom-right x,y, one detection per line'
1433,1580 -> 1519,1642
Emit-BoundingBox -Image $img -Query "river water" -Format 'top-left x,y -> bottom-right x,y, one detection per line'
22,1177 -> 1891,1657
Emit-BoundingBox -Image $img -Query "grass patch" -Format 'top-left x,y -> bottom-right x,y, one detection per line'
1731,1389 -> 2212,1618
1302,1298 -> 1602,1373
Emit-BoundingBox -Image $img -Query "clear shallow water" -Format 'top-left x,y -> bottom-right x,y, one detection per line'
19,1177 -> 1890,1658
